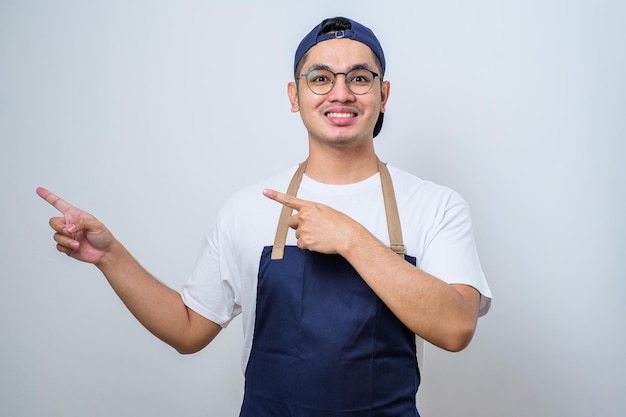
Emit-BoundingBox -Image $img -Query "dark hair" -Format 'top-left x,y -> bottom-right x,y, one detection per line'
319,17 -> 352,33
294,17 -> 383,78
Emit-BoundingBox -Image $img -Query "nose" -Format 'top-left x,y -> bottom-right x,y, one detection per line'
328,73 -> 355,101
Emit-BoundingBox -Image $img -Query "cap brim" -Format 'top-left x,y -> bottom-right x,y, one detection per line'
373,112 -> 384,138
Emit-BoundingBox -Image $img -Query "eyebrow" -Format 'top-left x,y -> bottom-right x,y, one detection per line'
306,63 -> 374,73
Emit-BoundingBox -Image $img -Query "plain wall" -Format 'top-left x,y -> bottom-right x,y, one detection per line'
1,1 -> 624,416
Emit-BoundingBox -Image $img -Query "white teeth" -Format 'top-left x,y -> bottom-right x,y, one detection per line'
327,112 -> 355,118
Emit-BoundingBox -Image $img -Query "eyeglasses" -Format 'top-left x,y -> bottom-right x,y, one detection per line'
299,68 -> 380,95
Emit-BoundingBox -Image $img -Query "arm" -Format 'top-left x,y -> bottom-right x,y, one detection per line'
262,188 -> 480,352
36,187 -> 221,354
340,231 -> 480,352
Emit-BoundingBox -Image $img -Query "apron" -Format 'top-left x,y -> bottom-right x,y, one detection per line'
240,159 -> 420,417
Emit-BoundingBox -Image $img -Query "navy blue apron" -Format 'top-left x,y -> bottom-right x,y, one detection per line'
240,159 -> 420,417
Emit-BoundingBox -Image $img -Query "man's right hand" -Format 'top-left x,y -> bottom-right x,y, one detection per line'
36,187 -> 114,265
36,187 -> 222,353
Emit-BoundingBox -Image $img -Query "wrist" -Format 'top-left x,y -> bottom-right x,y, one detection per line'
339,224 -> 376,258
94,239 -> 127,272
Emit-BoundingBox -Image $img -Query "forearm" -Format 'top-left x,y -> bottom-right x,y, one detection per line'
95,240 -> 218,353
341,229 -> 480,352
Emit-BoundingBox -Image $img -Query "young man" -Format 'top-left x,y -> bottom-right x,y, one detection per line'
38,17 -> 491,417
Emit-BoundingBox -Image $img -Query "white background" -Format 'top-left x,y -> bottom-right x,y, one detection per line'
1,1 -> 624,416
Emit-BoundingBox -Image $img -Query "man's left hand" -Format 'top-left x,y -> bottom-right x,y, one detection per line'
263,188 -> 366,255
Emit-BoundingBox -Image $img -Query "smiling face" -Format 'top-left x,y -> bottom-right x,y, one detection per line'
288,38 -> 390,149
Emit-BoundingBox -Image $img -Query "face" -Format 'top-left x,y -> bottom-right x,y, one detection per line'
288,38 -> 390,147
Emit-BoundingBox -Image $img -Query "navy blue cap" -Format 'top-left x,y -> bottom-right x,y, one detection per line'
294,17 -> 387,138
294,17 -> 386,75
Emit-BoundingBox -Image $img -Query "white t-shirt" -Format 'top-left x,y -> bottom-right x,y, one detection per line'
180,164 -> 492,372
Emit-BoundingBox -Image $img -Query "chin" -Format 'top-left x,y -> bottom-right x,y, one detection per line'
314,129 -> 366,146
318,135 -> 359,147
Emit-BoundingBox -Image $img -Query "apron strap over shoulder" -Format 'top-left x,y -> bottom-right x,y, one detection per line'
271,159 -> 308,259
377,158 -> 406,257
270,157 -> 405,260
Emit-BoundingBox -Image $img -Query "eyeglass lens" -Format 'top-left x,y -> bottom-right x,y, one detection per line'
304,69 -> 377,95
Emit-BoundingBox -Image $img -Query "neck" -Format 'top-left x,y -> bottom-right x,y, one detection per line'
304,141 -> 379,184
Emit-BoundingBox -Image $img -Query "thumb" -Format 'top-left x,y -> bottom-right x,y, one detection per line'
67,215 -> 107,236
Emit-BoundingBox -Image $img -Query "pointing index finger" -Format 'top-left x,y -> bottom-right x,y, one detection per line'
263,189 -> 306,211
36,186 -> 73,214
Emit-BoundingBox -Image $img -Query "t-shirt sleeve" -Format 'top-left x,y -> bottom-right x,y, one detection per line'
179,213 -> 242,327
419,190 -> 492,316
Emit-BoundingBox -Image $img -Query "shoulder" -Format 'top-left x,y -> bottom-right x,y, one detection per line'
387,164 -> 467,209
216,165 -> 300,224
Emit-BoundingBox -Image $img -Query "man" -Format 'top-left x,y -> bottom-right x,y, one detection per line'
38,17 -> 491,416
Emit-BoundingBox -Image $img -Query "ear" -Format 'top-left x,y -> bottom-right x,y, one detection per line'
288,81 -> 300,112
380,80 -> 390,113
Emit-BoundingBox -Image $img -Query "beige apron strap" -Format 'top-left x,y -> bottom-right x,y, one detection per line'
271,159 -> 308,260
377,158 -> 406,256
270,157 -> 405,260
